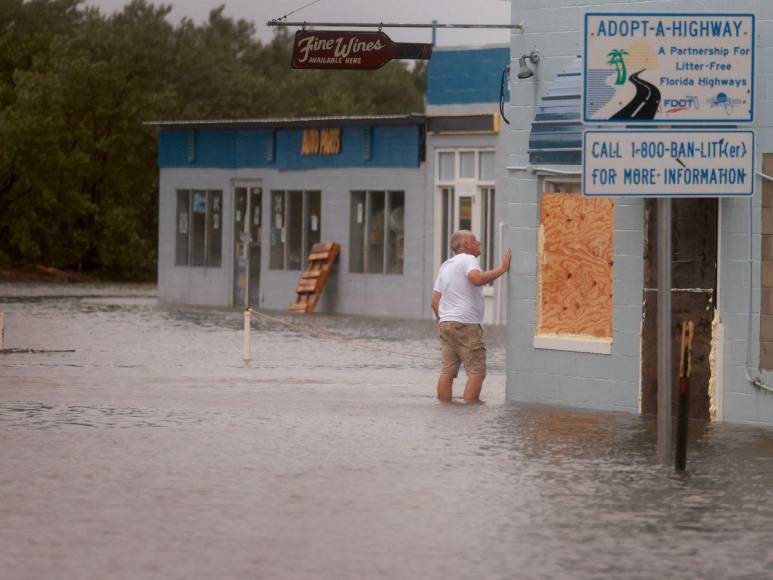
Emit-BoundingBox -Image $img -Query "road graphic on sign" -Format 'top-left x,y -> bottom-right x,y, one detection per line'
611,71 -> 661,119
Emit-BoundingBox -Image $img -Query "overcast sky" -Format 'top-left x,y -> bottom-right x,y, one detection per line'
85,0 -> 512,46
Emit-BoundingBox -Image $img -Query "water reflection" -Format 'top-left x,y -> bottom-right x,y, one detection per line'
1,284 -> 772,579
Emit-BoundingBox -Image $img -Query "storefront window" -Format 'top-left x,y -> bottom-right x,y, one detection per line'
175,191 -> 189,266
175,189 -> 222,268
270,190 -> 321,271
270,192 -> 285,270
366,191 -> 385,274
350,191 -> 405,275
349,191 -> 366,273
386,192 -> 405,275
287,191 -> 304,270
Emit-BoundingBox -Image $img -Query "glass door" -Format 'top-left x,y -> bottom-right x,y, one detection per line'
233,187 -> 248,306
233,184 -> 262,308
453,181 -> 480,244
436,150 -> 495,270
247,187 -> 262,309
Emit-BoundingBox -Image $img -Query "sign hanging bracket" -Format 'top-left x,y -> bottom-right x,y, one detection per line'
268,20 -> 525,32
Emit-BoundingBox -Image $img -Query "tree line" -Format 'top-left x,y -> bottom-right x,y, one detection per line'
0,0 -> 426,280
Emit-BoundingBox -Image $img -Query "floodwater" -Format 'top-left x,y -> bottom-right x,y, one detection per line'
1,284 -> 773,580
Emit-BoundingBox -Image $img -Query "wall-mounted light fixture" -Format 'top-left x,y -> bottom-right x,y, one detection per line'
517,50 -> 540,79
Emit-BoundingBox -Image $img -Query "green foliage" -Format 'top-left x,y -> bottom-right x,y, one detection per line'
0,1 -> 426,280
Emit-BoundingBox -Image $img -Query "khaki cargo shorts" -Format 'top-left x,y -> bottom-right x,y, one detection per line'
438,322 -> 487,378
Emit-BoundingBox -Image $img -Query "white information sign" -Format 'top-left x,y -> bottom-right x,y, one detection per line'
583,13 -> 754,123
583,130 -> 754,197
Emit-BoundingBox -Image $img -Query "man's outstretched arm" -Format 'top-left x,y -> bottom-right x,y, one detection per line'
468,249 -> 512,287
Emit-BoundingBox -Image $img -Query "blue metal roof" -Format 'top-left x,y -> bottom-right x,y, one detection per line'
528,57 -> 582,166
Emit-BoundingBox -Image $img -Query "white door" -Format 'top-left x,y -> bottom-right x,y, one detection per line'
435,149 -> 501,323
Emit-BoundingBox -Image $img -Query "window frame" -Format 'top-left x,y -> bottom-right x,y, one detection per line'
269,190 -> 321,271
174,188 -> 222,268
349,190 -> 405,275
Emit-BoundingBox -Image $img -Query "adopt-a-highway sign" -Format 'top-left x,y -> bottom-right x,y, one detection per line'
583,13 -> 754,123
583,130 -> 754,197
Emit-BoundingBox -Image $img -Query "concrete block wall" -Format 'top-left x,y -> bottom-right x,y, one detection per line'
506,0 -> 773,424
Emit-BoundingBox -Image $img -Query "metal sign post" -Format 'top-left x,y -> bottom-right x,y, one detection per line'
656,198 -> 672,465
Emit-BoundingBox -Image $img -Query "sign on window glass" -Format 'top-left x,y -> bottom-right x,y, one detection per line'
192,192 -> 206,213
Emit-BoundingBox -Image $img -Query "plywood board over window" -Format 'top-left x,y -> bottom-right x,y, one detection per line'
302,128 -> 341,155
536,191 -> 615,352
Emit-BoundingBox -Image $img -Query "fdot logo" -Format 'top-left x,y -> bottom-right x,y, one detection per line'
664,96 -> 699,113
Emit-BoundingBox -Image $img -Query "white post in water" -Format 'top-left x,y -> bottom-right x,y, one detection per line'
243,309 -> 252,365
0,312 -> 4,350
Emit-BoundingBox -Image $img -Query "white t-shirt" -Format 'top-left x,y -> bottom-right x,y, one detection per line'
433,253 -> 484,324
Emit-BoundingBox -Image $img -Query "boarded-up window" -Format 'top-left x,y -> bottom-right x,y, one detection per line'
301,128 -> 341,155
537,190 -> 615,340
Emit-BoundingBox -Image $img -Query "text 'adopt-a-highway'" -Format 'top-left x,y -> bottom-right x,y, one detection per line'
584,13 -> 754,123
582,13 -> 756,198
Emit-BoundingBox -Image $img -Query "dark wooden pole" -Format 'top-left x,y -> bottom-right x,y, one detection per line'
657,199 -> 672,464
675,320 -> 694,472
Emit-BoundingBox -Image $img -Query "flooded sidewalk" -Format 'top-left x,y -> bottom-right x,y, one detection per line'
1,284 -> 773,579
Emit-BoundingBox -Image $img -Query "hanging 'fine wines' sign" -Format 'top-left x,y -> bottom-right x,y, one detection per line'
291,30 -> 432,70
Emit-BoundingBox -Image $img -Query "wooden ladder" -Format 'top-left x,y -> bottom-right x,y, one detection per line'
288,242 -> 340,313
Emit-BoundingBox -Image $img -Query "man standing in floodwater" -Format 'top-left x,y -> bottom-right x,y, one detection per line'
431,230 -> 511,402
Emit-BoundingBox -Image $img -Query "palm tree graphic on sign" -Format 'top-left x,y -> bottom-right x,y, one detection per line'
607,49 -> 629,85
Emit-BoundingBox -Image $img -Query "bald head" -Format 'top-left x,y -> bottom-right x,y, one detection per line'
450,230 -> 478,255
